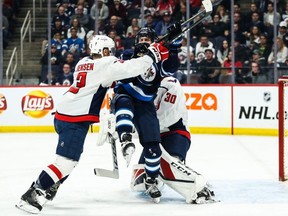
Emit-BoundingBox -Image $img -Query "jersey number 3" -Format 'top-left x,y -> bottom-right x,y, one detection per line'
69,72 -> 87,94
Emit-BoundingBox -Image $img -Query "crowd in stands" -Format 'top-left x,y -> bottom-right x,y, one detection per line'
40,0 -> 288,85
2,0 -> 21,49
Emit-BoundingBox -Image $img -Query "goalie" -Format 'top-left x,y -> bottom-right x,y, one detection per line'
131,76 -> 216,204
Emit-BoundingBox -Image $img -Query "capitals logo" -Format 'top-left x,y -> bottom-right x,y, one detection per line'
21,90 -> 54,118
0,94 -> 7,115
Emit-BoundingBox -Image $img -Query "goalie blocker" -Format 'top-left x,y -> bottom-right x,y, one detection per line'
131,145 -> 214,204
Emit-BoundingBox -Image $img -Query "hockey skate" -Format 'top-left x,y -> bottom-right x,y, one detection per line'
145,177 -> 161,203
190,186 -> 217,204
16,182 -> 47,214
120,133 -> 135,167
45,181 -> 60,201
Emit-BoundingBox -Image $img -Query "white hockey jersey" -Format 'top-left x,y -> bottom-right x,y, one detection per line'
55,55 -> 153,123
154,77 -> 188,133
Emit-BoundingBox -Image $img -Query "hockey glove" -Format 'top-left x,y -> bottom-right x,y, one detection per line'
147,42 -> 169,63
167,22 -> 182,41
169,36 -> 182,51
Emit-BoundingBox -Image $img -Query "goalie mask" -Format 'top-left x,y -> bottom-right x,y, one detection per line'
89,35 -> 116,57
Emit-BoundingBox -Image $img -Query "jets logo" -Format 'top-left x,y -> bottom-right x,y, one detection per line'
142,66 -> 156,82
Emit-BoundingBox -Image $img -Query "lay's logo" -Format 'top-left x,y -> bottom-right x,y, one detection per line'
21,90 -> 54,118
0,94 -> 7,114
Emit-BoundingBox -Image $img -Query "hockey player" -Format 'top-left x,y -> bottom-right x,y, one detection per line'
15,35 -> 169,214
131,76 -> 216,204
110,26 -> 182,203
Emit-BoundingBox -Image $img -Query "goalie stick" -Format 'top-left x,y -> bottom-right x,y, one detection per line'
94,132 -> 119,179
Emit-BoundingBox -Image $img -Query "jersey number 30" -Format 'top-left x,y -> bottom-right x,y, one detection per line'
164,92 -> 176,104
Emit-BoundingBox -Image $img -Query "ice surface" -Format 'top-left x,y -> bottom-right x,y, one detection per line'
1,133 -> 288,215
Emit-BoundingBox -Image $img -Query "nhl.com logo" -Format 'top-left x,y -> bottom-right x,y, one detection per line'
21,90 -> 54,118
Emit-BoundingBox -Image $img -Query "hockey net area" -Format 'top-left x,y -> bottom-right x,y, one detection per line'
278,78 -> 288,181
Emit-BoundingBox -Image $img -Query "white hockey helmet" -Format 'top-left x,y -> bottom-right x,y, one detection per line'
89,35 -> 116,56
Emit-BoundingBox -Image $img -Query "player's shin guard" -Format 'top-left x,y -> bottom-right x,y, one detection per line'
143,143 -> 162,202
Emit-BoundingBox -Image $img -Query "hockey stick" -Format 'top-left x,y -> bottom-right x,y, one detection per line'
158,0 -> 222,46
94,132 -> 119,179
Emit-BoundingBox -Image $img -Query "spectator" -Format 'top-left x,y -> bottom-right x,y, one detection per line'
50,32 -> 64,53
109,0 -> 128,27
173,2 -> 190,22
51,16 -> 68,40
194,34 -> 214,58
74,0 -> 89,15
174,51 -> 198,84
62,27 -> 86,59
142,12 -> 157,29
61,0 -> 75,17
254,33 -> 272,65
56,64 -> 74,86
40,44 -> 63,82
233,37 -> 250,64
226,23 -> 246,45
39,71 -> 58,86
61,52 -> 77,72
281,2 -> 288,21
190,0 -> 202,14
233,11 -> 246,33
126,18 -> 139,37
267,37 -> 288,83
246,49 -> 268,76
233,3 -> 246,24
245,3 -> 263,24
52,5 -> 71,29
216,39 -> 229,65
245,11 -> 266,35
255,0 -> 269,13
244,25 -> 261,46
67,18 -> 86,40
90,0 -> 109,27
198,48 -> 221,84
221,50 -> 243,84
267,37 -> 288,65
104,15 -> 125,38
154,11 -> 175,37
70,4 -> 90,30
108,29 -> 124,57
246,61 -> 269,84
215,4 -> 229,24
143,0 -> 156,16
263,2 -> 281,37
124,25 -> 140,49
207,14 -> 226,50
155,0 -> 174,18
277,21 -> 288,40
178,37 -> 194,67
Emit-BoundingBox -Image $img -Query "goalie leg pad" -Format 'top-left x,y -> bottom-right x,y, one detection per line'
159,145 -> 207,202
130,164 -> 164,192
130,164 -> 146,192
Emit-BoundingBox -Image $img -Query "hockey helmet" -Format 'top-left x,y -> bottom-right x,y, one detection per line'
135,27 -> 158,45
89,35 -> 116,56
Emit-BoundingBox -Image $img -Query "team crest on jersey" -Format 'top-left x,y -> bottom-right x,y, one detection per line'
142,66 -> 156,82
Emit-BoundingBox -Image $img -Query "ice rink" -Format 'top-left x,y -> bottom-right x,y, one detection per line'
1,132 -> 288,216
